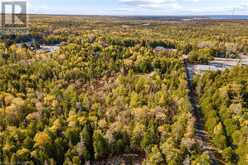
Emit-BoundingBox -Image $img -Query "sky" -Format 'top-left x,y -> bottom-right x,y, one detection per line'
10,0 -> 248,15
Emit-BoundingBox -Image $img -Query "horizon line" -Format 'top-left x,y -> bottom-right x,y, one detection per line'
18,13 -> 248,17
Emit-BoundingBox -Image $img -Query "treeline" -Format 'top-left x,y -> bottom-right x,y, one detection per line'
2,17 -> 248,64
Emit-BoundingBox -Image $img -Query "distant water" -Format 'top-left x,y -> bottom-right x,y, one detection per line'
208,15 -> 248,20
123,15 -> 248,21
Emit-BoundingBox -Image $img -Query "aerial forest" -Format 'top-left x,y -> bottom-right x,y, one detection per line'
0,16 -> 247,164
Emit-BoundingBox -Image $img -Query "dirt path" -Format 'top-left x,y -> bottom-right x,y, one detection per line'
183,57 -> 224,165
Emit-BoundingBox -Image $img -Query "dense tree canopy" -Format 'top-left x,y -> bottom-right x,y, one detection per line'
0,15 -> 247,164
194,67 -> 248,165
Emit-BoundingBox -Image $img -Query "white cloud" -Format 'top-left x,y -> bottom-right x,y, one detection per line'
2,0 -> 247,16
120,0 -> 180,9
118,0 -> 248,15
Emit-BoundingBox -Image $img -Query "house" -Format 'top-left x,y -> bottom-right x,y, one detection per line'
154,46 -> 177,52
